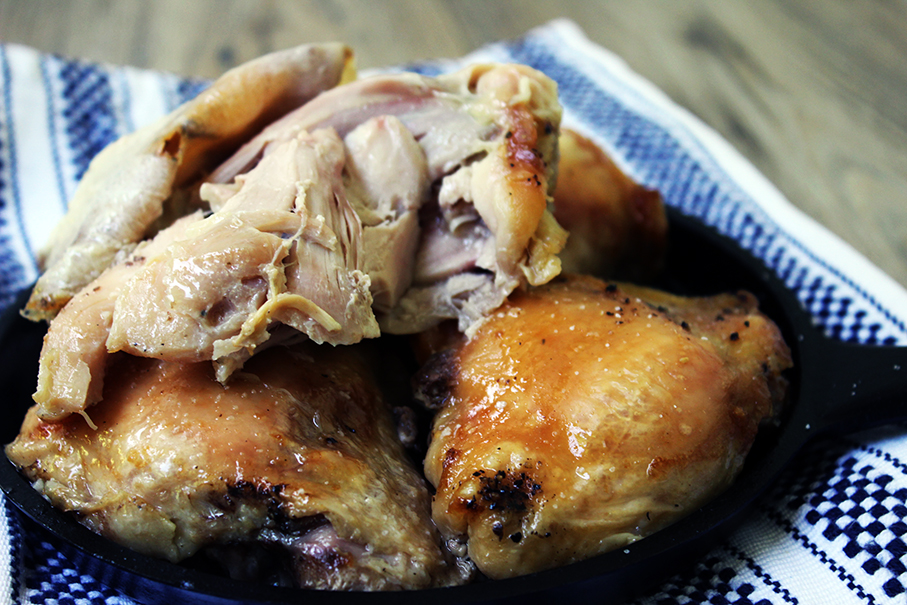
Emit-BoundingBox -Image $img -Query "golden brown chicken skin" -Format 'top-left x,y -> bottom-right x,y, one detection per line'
8,344 -> 469,590
414,274 -> 791,579
553,129 -> 667,280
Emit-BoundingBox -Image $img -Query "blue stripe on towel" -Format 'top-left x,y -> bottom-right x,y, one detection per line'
0,46 -> 29,308
56,57 -> 117,183
40,55 -> 70,214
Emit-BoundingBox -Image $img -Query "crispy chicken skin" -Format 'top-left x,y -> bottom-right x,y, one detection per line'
553,129 -> 667,280
414,274 -> 792,579
24,43 -> 355,321
8,343 -> 469,590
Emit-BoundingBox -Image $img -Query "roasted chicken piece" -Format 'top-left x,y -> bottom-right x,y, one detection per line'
24,43 -> 355,321
8,343 -> 470,590
553,129 -> 667,280
33,212 -> 205,421
208,64 -> 566,334
107,128 -> 383,375
199,61 -> 567,335
414,274 -> 792,579
30,58 -> 565,422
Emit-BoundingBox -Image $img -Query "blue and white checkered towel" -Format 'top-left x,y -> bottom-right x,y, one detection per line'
1,19 -> 906,604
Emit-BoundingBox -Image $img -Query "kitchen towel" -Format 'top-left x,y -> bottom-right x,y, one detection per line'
1,18 -> 905,604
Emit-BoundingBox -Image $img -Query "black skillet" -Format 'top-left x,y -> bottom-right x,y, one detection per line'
1,206 -> 906,604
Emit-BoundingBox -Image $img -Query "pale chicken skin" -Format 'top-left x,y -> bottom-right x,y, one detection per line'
108,128 -> 382,376
24,43 -> 355,321
33,212 -> 206,421
9,343 -> 470,590
414,274 -> 792,579
29,59 -> 566,422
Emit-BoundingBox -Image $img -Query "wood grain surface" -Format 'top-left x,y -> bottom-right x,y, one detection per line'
1,0 -> 905,288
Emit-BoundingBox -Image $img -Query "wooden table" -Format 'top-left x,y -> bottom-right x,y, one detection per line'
1,0 -> 905,288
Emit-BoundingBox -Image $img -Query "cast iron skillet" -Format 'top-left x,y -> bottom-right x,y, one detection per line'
1,207 -> 905,604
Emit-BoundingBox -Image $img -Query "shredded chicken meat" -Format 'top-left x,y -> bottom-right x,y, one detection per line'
24,43 -> 355,321
28,54 -> 565,422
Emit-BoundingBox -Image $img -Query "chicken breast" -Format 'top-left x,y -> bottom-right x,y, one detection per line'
414,274 -> 792,579
23,43 -> 355,322
8,343 -> 470,590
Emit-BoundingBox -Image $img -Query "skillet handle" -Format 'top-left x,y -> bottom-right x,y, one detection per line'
800,332 -> 907,433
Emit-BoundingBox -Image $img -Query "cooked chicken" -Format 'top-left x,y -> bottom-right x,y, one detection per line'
209,63 -> 567,333
107,128 -> 382,376
9,343 -> 471,590
33,212 -> 206,421
34,126 -> 394,420
30,60 -> 566,421
414,274 -> 792,579
343,115 -> 429,313
24,43 -> 355,322
553,129 -> 667,280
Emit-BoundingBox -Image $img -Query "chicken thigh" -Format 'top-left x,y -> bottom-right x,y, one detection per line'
414,274 -> 792,579
9,343 -> 469,590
